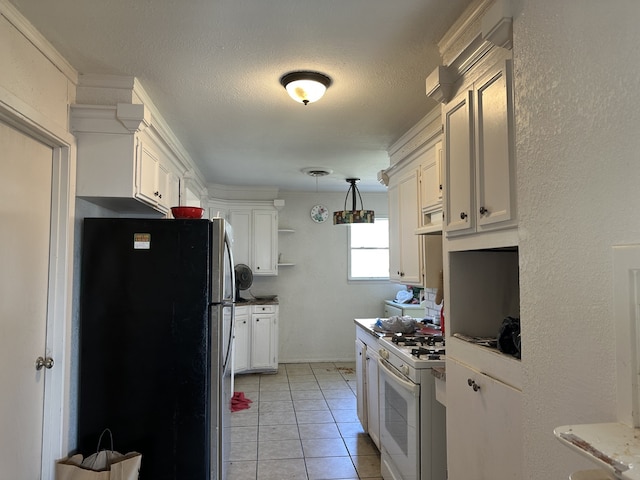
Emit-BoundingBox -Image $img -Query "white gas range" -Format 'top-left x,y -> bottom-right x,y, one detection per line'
377,332 -> 447,480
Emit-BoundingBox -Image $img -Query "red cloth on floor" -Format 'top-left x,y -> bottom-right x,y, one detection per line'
231,391 -> 252,412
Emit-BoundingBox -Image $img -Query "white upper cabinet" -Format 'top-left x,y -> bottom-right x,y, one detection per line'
444,59 -> 516,237
443,90 -> 474,234
229,207 -> 278,276
252,210 -> 278,275
137,139 -> 178,211
71,103 -> 185,216
419,140 -> 443,212
388,164 -> 422,286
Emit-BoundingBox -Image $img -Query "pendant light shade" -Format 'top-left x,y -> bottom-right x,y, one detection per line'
280,71 -> 332,105
333,178 -> 375,225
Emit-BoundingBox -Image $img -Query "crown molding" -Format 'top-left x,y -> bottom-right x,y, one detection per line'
0,0 -> 77,84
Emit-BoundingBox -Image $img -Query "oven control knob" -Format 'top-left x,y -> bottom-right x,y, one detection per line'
379,349 -> 389,360
401,364 -> 410,376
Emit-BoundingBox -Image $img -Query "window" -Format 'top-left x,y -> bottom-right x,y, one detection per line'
348,218 -> 389,280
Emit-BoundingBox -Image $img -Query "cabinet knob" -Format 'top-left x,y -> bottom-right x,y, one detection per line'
35,356 -> 54,371
479,206 -> 488,215
467,378 -> 480,392
460,212 -> 468,220
439,184 -> 443,190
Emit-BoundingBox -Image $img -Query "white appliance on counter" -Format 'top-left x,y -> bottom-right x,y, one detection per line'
378,333 -> 447,480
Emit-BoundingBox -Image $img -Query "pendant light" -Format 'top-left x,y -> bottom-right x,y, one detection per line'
333,178 -> 375,225
280,71 -> 332,105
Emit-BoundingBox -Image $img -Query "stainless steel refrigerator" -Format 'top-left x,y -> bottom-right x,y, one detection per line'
77,217 -> 235,480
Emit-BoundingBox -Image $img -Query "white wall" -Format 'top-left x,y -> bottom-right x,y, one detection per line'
250,191 -> 404,363
513,1 -> 640,478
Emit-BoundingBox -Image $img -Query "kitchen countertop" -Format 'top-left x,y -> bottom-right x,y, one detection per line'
354,318 -> 387,339
236,297 -> 279,306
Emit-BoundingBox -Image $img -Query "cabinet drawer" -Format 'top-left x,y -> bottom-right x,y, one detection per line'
251,304 -> 276,314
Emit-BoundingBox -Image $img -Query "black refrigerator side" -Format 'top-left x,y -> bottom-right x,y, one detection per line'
77,218 -> 213,480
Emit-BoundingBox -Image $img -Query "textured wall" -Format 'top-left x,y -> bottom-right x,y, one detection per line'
513,1 -> 640,478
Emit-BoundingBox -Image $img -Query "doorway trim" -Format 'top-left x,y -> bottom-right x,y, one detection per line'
0,86 -> 76,479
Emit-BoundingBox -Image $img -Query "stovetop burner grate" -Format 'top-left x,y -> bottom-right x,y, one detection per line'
391,334 -> 445,347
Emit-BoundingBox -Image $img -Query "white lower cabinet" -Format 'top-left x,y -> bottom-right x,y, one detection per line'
355,323 -> 381,449
234,305 -> 278,374
234,306 -> 250,373
446,357 -> 522,480
364,347 -> 380,448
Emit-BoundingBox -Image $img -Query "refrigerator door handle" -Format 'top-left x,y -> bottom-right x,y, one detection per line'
222,304 -> 235,372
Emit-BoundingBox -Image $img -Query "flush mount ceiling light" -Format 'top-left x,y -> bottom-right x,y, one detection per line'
302,167 -> 333,192
280,71 -> 332,105
333,178 -> 375,225
301,167 -> 333,177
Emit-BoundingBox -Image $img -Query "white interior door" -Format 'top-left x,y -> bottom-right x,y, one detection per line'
0,121 -> 54,479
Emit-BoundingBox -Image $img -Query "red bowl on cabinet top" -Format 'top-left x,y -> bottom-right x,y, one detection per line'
171,206 -> 204,219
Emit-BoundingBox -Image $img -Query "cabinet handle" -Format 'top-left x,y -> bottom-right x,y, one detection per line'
479,206 -> 488,215
460,212 -> 468,220
467,378 -> 480,392
35,356 -> 54,370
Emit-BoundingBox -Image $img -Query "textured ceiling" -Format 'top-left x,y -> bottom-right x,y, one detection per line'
10,0 -> 472,192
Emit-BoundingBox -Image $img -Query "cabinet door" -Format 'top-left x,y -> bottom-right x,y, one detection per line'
365,348 -> 380,449
388,183 -> 402,283
446,358 -> 522,480
420,141 -> 442,212
156,162 -> 170,210
252,210 -> 277,275
398,169 -> 422,285
234,310 -> 250,373
251,314 -> 276,369
163,171 -> 180,211
355,340 -> 367,430
136,140 -> 160,205
229,210 -> 251,267
444,90 -> 474,235
475,61 -> 515,230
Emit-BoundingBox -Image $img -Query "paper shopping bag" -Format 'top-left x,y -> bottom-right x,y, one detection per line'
56,453 -> 141,480
56,429 -> 141,480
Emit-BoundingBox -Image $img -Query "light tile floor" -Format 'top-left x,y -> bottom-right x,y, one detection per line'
229,362 -> 382,480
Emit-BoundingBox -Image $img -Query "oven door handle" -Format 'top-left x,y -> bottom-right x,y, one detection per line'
378,358 -> 419,395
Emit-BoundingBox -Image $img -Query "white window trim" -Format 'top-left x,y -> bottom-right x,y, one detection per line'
347,217 -> 390,281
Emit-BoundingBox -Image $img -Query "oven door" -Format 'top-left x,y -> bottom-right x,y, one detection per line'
378,358 -> 420,480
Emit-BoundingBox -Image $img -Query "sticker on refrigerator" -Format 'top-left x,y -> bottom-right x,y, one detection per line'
133,233 -> 151,250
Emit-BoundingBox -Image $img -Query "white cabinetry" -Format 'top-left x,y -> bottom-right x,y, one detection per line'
229,207 -> 278,275
388,164 -> 422,286
385,109 -> 445,287
234,304 -> 278,374
446,357 -> 522,480
71,103 -> 183,215
383,301 -> 425,319
136,139 -> 179,211
355,322 -> 381,449
443,59 -> 516,237
234,306 -> 250,373
417,140 -> 444,233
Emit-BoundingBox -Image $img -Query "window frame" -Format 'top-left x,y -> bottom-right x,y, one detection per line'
347,217 -> 390,281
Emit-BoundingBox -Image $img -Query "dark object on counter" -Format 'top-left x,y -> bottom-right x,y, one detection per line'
497,316 -> 521,359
